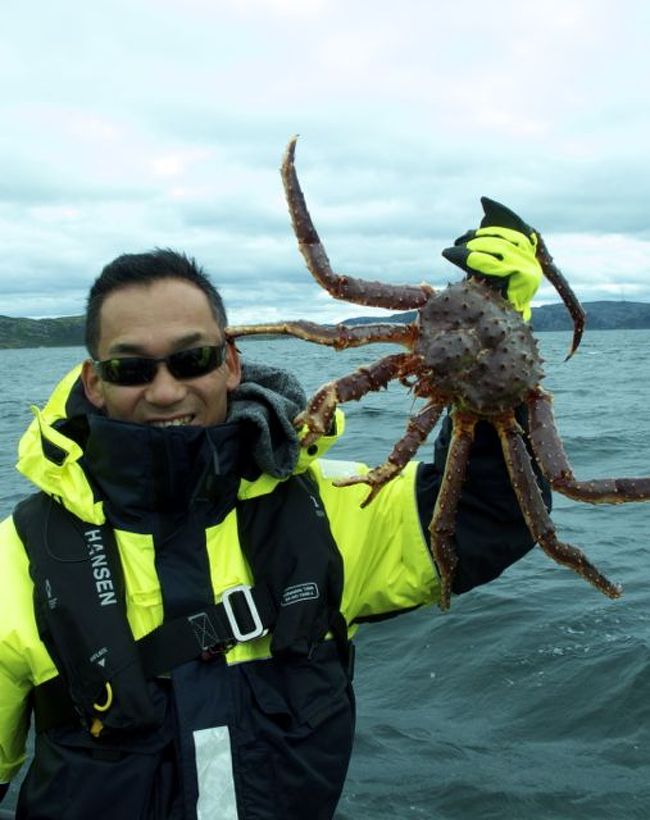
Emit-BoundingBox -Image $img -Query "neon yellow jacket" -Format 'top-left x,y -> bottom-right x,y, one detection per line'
0,366 -> 438,783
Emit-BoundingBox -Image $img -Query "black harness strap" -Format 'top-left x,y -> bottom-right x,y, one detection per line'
138,582 -> 277,672
32,582 -> 278,733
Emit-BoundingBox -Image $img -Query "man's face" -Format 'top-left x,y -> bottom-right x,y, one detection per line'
81,278 -> 241,426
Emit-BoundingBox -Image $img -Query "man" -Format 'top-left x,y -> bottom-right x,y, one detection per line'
0,203 -> 546,819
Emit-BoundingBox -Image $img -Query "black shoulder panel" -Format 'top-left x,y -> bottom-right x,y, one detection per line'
237,474 -> 346,658
13,493 -> 161,731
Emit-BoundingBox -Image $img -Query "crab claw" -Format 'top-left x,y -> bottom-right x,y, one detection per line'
334,459 -> 406,507
333,474 -> 384,507
534,234 -> 586,359
293,411 -> 325,448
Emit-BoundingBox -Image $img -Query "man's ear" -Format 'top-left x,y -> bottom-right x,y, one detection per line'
225,342 -> 242,393
81,359 -> 106,409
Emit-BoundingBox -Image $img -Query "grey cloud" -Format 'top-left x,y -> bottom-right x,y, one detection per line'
2,0 -> 650,321
0,155 -> 156,208
177,201 -> 288,234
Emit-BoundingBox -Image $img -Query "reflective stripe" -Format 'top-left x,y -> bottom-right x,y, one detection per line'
194,725 -> 238,819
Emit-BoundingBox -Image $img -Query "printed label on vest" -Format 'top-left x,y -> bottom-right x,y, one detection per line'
281,582 -> 320,606
308,493 -> 326,518
90,647 -> 108,667
84,528 -> 117,606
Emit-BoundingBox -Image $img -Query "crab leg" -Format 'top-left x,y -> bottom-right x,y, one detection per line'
228,320 -> 417,350
428,410 -> 477,611
527,388 -> 650,502
535,234 -> 586,359
295,352 -> 418,447
494,411 -> 622,599
335,399 -> 446,506
282,136 -> 432,311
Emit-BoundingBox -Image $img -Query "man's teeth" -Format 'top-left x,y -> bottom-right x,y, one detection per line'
151,416 -> 193,427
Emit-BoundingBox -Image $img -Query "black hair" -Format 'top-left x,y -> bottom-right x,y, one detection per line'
84,248 -> 228,357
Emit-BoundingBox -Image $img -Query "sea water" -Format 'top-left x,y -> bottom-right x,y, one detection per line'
0,331 -> 649,819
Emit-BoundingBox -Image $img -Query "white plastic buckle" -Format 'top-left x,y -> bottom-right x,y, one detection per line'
222,584 -> 268,643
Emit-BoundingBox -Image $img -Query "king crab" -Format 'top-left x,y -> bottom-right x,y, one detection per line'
228,137 -> 650,609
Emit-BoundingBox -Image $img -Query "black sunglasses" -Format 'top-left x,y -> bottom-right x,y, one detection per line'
93,344 -> 227,386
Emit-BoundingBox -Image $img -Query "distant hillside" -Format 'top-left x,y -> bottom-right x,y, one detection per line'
344,300 -> 650,332
531,300 -> 650,331
1,301 -> 650,348
0,315 -> 84,349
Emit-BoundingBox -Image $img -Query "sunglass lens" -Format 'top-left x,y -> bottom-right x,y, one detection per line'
167,346 -> 223,379
99,358 -> 157,385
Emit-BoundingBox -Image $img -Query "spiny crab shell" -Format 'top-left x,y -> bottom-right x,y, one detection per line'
415,279 -> 544,413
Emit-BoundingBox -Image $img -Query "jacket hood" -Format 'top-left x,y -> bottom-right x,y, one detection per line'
16,360 -> 344,525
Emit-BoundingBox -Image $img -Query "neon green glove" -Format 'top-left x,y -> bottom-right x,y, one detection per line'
442,197 -> 542,322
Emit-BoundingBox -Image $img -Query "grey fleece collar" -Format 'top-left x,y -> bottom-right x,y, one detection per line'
227,360 -> 307,479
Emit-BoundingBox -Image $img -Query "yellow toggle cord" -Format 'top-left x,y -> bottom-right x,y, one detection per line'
90,682 -> 113,738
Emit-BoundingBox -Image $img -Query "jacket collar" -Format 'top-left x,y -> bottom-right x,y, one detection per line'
16,363 -> 344,525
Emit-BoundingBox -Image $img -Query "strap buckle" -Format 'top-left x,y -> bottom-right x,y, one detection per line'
222,584 -> 268,643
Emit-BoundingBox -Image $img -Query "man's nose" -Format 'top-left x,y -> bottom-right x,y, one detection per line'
143,363 -> 187,404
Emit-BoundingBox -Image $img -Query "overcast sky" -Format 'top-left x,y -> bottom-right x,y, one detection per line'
1,0 -> 649,325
